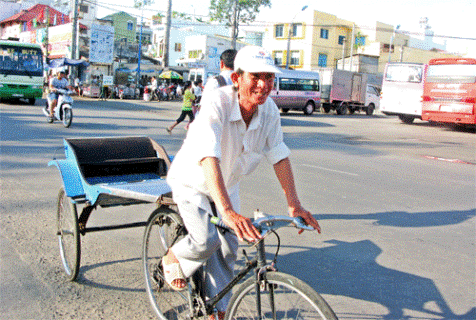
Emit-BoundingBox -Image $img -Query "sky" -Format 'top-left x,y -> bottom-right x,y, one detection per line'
96,0 -> 476,56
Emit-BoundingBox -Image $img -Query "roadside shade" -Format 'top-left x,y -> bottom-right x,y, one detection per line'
159,70 -> 183,79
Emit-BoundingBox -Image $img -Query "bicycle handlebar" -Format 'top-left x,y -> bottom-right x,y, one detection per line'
210,214 -> 314,237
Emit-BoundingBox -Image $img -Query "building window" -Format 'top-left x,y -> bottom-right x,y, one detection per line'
127,21 -> 133,31
275,24 -> 284,38
291,23 -> 303,38
246,32 -> 263,46
355,36 -> 366,46
79,5 -> 88,13
382,43 -> 394,53
320,29 -> 329,39
290,51 -> 300,66
318,54 -> 328,67
189,50 -> 203,59
174,43 -> 181,52
273,51 -> 283,66
338,35 -> 345,45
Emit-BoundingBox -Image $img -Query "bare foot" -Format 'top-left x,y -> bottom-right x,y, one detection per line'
163,250 -> 186,289
208,311 -> 225,320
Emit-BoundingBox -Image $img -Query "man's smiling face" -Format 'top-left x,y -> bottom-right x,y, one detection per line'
234,71 -> 275,108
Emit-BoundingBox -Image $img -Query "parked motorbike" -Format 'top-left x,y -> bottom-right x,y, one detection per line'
118,85 -> 136,99
42,88 -> 74,128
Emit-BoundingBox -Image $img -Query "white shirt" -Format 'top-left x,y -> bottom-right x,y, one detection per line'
151,78 -> 157,90
203,70 -> 234,95
193,84 -> 202,97
167,85 -> 290,211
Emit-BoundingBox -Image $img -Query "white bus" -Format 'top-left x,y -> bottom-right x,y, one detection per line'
380,62 -> 427,124
270,68 -> 320,115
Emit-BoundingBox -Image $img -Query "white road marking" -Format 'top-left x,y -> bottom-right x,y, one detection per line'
301,164 -> 360,176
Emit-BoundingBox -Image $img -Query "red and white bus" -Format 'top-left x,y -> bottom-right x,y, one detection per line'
380,62 -> 427,124
422,58 -> 476,126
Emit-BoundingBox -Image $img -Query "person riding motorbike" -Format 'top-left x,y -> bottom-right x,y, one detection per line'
48,70 -> 72,122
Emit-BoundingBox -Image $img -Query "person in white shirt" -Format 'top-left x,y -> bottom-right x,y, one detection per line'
163,46 -> 321,320
203,49 -> 237,95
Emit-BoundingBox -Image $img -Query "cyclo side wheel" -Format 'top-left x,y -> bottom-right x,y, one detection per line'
143,207 -> 205,319
56,188 -> 81,281
225,271 -> 338,320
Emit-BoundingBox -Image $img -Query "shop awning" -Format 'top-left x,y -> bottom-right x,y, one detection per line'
48,58 -> 89,69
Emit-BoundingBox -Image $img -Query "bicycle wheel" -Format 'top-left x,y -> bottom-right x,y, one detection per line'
143,208 -> 205,319
56,188 -> 81,281
225,271 -> 337,320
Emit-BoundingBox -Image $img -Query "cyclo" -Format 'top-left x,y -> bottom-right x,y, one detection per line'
49,136 -> 337,319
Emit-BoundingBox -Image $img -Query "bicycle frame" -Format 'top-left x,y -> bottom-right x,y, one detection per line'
204,217 -> 300,317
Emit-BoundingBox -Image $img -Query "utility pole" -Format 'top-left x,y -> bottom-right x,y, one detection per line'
163,0 -> 171,67
388,24 -> 400,63
341,36 -> 346,70
71,0 -> 80,60
231,0 -> 238,50
285,5 -> 307,69
44,7 -> 49,64
349,23 -> 355,72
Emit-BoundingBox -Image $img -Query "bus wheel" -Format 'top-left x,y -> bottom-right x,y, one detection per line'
281,108 -> 289,113
348,107 -> 355,115
398,115 -> 414,124
28,98 -> 36,105
303,102 -> 315,115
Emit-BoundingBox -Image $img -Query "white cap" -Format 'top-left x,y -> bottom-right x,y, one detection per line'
234,46 -> 282,74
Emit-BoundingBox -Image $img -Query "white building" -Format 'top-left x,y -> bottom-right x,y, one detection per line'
147,18 -> 230,67
177,34 -> 246,82
407,17 -> 446,52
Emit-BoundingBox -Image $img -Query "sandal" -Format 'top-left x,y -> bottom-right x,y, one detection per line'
166,128 -> 172,135
162,258 -> 186,291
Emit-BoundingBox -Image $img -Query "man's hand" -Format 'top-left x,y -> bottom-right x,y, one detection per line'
221,208 -> 262,243
289,206 -> 321,234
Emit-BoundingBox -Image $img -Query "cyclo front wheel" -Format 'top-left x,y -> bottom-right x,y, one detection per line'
56,188 -> 81,281
225,271 -> 337,320
143,207 -> 205,319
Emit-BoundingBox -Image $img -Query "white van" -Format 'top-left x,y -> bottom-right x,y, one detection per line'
365,84 -> 380,114
380,62 -> 426,123
188,68 -> 220,84
270,69 -> 321,115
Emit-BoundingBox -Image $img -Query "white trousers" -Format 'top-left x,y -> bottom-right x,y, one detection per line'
171,196 -> 239,312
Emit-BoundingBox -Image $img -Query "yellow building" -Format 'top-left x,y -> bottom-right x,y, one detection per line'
263,11 -> 461,74
263,11 -> 363,70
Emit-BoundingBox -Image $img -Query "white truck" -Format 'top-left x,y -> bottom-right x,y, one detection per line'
319,69 -> 381,115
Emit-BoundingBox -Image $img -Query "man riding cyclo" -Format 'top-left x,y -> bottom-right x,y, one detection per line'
164,46 -> 321,320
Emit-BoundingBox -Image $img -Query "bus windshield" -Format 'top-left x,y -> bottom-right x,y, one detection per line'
385,65 -> 423,83
0,44 -> 43,77
426,64 -> 476,84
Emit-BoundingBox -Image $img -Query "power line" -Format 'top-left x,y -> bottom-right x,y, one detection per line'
83,0 -> 476,44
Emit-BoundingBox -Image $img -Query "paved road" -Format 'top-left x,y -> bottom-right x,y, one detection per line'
1,97 -> 475,319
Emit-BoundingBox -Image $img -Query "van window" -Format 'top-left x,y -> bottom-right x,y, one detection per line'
278,78 -> 319,91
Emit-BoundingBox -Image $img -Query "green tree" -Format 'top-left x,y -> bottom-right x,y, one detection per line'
209,0 -> 271,48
